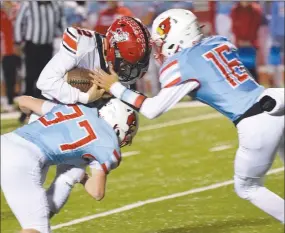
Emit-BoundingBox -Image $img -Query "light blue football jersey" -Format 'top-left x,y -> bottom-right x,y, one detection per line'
159,36 -> 265,121
14,104 -> 121,173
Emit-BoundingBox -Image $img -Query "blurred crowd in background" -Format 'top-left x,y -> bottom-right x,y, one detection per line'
1,1 -> 284,114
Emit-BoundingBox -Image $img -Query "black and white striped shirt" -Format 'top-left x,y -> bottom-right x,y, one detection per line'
14,1 -> 66,45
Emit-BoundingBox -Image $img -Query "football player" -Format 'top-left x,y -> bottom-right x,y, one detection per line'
93,9 -> 285,223
36,16 -> 151,106
1,97 -> 138,233
25,16 -> 151,218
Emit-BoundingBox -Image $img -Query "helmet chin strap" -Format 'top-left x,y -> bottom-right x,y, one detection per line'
113,43 -> 123,73
102,38 -> 108,58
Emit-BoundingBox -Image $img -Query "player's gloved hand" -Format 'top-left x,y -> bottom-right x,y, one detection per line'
86,82 -> 105,103
92,65 -> 119,92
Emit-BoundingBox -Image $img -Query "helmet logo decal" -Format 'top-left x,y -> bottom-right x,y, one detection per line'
118,17 -> 148,53
110,28 -> 129,46
157,17 -> 171,38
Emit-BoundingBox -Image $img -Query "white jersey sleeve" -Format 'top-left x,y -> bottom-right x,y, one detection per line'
110,81 -> 199,119
88,147 -> 121,174
139,82 -> 199,119
108,56 -> 199,119
36,27 -> 97,104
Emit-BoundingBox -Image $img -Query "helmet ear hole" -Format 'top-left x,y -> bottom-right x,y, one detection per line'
116,130 -> 120,137
168,44 -> 174,49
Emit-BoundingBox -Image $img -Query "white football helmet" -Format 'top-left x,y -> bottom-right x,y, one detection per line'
99,98 -> 139,147
152,9 -> 204,64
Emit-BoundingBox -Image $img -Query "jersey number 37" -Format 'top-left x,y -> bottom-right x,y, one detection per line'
203,44 -> 250,88
38,105 -> 97,152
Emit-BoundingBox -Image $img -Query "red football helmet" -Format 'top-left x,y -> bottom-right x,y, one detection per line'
105,16 -> 152,85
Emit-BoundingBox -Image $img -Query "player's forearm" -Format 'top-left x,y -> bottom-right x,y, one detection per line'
36,52 -> 89,104
110,82 -> 168,119
16,96 -> 46,116
110,81 -> 199,119
17,96 -> 57,116
41,80 -> 89,104
84,170 -> 106,201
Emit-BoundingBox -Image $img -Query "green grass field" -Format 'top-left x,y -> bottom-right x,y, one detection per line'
1,105 -> 284,233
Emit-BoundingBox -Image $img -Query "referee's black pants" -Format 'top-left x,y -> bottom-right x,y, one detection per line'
24,42 -> 53,98
2,55 -> 22,105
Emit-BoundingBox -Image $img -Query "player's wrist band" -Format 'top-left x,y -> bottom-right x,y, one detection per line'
110,82 -> 127,99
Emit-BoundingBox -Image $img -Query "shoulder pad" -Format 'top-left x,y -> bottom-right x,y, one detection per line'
159,58 -> 182,88
203,35 -> 229,44
61,27 -> 97,57
61,27 -> 78,55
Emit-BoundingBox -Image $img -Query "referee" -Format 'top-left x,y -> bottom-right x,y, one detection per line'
14,1 -> 66,122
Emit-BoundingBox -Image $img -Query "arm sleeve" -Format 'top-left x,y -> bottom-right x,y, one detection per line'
89,161 -> 103,172
89,147 -> 121,174
36,45 -> 89,104
14,2 -> 28,44
110,81 -> 199,119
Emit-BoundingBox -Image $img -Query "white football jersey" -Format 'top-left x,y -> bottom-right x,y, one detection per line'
37,27 -> 107,104
61,27 -> 106,71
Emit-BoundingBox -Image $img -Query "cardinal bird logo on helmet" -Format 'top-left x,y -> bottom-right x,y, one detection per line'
157,17 -> 171,38
126,111 -> 137,133
119,110 -> 138,147
109,28 -> 129,46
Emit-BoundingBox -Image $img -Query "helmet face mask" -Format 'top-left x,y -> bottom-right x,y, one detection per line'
115,55 -> 150,85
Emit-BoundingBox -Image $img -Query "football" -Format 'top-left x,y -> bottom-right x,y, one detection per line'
66,68 -> 93,92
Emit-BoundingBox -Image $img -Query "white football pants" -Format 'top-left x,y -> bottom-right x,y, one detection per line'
1,132 -> 51,232
234,98 -> 284,222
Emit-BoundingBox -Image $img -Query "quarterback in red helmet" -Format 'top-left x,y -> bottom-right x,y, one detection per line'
105,16 -> 151,85
36,16 -> 152,105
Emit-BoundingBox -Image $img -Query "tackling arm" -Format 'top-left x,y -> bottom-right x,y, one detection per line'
16,96 -> 57,116
84,167 -> 107,201
110,81 -> 199,119
36,50 -> 89,104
